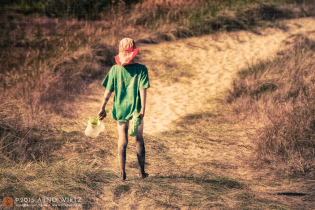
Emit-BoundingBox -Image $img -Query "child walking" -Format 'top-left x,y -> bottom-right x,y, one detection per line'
98,38 -> 150,181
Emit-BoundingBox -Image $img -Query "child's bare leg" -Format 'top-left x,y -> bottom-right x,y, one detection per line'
117,121 -> 128,181
134,120 -> 148,178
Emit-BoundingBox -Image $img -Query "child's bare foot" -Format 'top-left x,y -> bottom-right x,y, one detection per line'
139,173 -> 149,179
120,172 -> 126,181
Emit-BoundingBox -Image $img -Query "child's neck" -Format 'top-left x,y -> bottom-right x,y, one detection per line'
127,60 -> 135,65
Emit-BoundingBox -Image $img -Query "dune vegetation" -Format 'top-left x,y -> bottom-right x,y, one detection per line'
1,0 -> 315,208
225,34 -> 315,177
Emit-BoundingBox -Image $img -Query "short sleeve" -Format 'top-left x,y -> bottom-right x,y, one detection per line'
139,66 -> 150,90
101,67 -> 115,92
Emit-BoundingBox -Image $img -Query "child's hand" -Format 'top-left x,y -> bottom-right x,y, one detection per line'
98,109 -> 107,120
139,110 -> 145,119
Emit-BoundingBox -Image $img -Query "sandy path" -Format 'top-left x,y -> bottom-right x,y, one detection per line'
137,18 -> 315,134
78,18 -> 315,135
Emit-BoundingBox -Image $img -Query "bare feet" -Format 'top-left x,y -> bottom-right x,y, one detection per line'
120,172 -> 126,181
139,173 -> 149,179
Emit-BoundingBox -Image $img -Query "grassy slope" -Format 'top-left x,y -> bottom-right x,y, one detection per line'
225,34 -> 315,177
1,0 -> 315,209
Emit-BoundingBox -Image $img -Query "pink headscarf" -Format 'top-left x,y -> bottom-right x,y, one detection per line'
115,38 -> 139,66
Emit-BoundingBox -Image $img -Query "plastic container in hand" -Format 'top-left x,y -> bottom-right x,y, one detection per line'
129,112 -> 141,136
85,117 -> 105,138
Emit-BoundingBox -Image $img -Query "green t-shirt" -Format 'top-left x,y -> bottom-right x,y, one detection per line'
101,63 -> 150,122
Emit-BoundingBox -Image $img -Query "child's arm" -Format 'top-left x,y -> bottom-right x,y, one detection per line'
139,88 -> 147,119
98,89 -> 112,120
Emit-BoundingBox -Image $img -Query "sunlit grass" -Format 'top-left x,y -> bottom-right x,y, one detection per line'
225,34 -> 315,177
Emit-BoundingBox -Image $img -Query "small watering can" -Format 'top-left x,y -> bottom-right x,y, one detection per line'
85,112 -> 107,138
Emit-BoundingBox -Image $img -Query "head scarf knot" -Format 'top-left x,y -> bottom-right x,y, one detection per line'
115,38 -> 139,66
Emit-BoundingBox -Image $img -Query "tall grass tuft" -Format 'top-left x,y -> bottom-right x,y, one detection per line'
225,35 -> 315,177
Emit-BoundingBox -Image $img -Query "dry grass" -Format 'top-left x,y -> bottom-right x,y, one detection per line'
85,108 -> 304,209
0,109 -> 119,208
225,34 -> 315,178
0,15 -> 117,205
